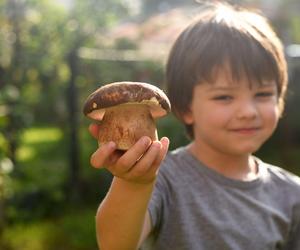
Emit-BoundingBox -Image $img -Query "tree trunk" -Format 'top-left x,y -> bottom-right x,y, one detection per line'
6,0 -> 24,166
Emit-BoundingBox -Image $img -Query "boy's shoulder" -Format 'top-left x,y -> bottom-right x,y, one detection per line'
161,150 -> 300,188
158,148 -> 300,194
259,159 -> 300,190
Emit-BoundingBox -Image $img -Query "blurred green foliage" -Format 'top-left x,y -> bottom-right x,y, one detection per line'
1,208 -> 97,250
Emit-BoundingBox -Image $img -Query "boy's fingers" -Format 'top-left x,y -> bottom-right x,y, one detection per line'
157,137 -> 169,164
90,141 -> 116,168
148,137 -> 169,175
128,140 -> 162,178
113,136 -> 152,174
106,150 -> 126,166
88,123 -> 99,140
89,136 -> 169,182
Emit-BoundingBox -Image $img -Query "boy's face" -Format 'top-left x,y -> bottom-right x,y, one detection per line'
182,70 -> 280,156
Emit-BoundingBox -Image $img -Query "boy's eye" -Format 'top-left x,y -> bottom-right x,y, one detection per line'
213,95 -> 233,101
255,91 -> 275,98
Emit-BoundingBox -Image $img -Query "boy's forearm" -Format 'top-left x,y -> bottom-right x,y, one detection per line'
96,177 -> 155,250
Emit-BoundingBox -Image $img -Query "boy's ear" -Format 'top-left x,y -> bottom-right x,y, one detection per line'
181,110 -> 194,125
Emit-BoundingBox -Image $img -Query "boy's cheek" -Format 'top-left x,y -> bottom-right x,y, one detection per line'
265,105 -> 280,122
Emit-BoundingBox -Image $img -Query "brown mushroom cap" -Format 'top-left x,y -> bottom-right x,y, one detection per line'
83,81 -> 171,120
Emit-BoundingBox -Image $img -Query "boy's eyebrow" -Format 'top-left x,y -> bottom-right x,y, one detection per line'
206,83 -> 277,92
207,86 -> 238,91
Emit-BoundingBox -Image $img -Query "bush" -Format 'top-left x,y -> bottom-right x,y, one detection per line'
1,221 -> 64,250
0,209 -> 97,250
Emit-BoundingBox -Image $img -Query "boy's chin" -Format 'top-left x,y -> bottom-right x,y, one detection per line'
233,145 -> 262,155
223,141 -> 264,156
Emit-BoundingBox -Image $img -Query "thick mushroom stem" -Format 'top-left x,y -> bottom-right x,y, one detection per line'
98,104 -> 158,150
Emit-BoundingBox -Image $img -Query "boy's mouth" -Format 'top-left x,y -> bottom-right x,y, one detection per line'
230,127 -> 260,135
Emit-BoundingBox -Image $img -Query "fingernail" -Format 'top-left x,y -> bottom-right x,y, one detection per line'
108,141 -> 116,149
152,141 -> 162,148
140,136 -> 150,145
161,137 -> 169,143
90,152 -> 98,167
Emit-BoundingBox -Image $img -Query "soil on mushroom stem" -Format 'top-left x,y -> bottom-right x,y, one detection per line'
98,104 -> 158,150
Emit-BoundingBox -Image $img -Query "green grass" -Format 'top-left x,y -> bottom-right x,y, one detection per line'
13,125 -> 110,204
21,127 -> 63,144
12,126 -> 68,210
17,127 -> 64,162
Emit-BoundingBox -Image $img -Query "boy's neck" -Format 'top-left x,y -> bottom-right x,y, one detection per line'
187,142 -> 258,181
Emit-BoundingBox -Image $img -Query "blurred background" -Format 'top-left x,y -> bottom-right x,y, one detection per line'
0,0 -> 299,249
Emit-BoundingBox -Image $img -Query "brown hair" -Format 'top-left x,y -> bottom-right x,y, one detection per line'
166,2 -> 288,138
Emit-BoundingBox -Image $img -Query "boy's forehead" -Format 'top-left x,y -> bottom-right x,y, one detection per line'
206,65 -> 276,87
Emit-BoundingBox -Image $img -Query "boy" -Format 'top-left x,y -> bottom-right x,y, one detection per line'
89,2 -> 300,249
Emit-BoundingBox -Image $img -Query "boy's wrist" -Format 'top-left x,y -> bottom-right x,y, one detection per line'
112,176 -> 156,192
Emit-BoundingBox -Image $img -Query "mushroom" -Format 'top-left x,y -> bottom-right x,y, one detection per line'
83,81 -> 171,150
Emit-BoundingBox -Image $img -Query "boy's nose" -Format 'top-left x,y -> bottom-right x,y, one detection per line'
236,101 -> 258,120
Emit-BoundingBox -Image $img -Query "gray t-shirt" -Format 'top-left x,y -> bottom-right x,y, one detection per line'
141,146 -> 300,250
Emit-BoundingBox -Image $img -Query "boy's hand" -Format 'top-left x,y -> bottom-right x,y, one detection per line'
88,123 -> 169,184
